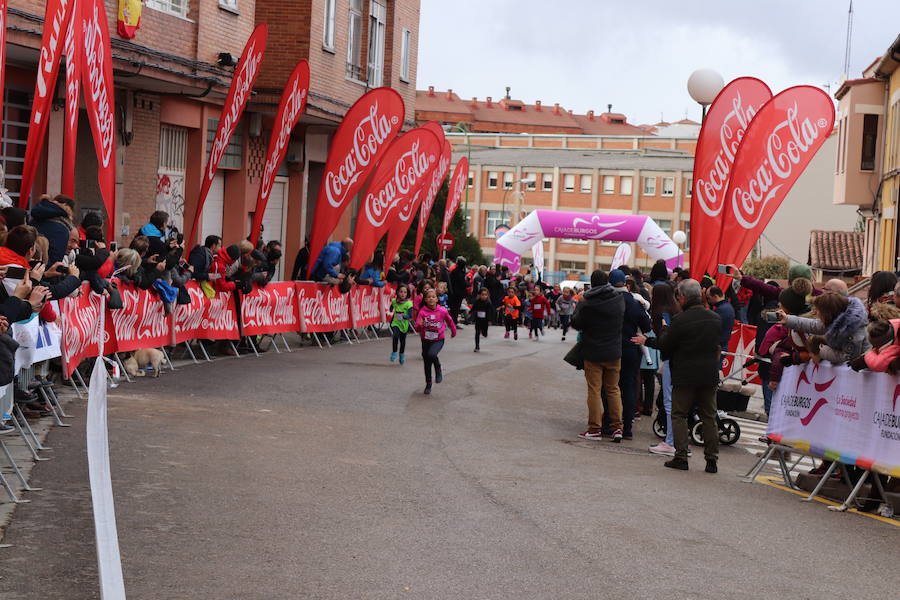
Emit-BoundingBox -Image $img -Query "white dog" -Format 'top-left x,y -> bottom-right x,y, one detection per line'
123,348 -> 164,378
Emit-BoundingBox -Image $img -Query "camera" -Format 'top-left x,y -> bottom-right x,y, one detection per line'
764,311 -> 780,323
57,265 -> 69,275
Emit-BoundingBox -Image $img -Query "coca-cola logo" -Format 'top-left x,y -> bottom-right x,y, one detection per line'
297,285 -> 329,328
695,91 -> 760,218
325,101 -> 398,209
62,291 -> 103,372
259,69 -> 307,204
64,7 -> 79,131
83,0 -> 113,168
207,37 -> 264,181
242,286 -> 297,328
364,140 -> 434,227
173,286 -> 207,336
110,287 -> 169,342
35,0 -> 70,120
203,293 -> 238,332
352,287 -> 381,324
731,102 -> 829,229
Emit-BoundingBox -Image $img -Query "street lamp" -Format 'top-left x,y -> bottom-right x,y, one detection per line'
450,122 -> 472,233
501,178 -> 530,225
687,68 -> 724,123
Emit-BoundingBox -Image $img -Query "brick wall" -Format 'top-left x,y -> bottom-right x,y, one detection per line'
121,94 -> 162,242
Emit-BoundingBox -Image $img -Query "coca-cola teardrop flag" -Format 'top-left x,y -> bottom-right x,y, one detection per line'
187,24 -> 268,244
18,0 -> 73,208
348,127 -> 441,270
715,86 -> 835,283
0,1 -> 7,139
413,138 -> 451,257
81,0 -> 117,241
62,0 -> 81,197
382,121 -> 445,266
691,77 -> 771,277
440,157 -> 468,245
306,87 -> 404,277
249,59 -> 310,245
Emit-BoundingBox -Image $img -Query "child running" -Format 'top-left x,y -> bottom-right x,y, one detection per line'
472,287 -> 492,352
389,284 -> 414,364
529,288 -> 549,340
414,289 -> 457,394
502,286 -> 521,340
556,287 -> 576,341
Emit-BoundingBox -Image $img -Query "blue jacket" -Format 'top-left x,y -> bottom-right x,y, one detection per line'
310,241 -> 346,280
31,199 -> 72,265
713,299 -> 736,350
359,265 -> 385,287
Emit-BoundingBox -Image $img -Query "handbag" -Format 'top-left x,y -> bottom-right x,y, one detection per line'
107,281 -> 124,310
563,341 -> 585,371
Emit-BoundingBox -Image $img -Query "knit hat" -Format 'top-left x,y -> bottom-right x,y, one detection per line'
609,269 -> 626,286
225,244 -> 240,261
787,264 -> 813,283
779,287 -> 807,315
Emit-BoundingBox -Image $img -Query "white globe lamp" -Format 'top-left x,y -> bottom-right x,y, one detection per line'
687,69 -> 724,121
672,230 -> 687,245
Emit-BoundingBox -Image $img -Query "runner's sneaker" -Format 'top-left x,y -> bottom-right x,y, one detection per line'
424,383 -> 432,395
504,332 -> 510,339
514,332 -> 518,340
399,354 -> 406,365
649,442 -> 675,456
390,352 -> 397,362
578,430 -> 603,441
561,336 -> 566,341
474,347 -> 480,352
435,368 -> 443,384
611,429 -> 623,443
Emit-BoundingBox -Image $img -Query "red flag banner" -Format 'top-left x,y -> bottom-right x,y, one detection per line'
0,0 -> 8,141
691,77 -> 771,277
188,24 -> 268,244
306,88 -> 404,277
715,86 -> 835,281
60,283 -> 105,377
383,122 -> 445,266
105,281 -> 170,353
81,0 -> 117,241
19,0 -> 73,208
440,157 -> 468,244
349,127 -> 441,270
721,323 -> 761,385
240,282 -> 300,336
413,138 -> 452,257
62,0 -> 81,197
249,60 -> 310,245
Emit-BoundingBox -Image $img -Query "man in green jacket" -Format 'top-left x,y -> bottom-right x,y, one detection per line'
632,279 -> 723,473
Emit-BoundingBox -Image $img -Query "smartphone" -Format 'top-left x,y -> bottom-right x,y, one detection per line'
764,311 -> 780,323
110,242 -> 118,252
6,266 -> 27,279
717,264 -> 732,275
28,260 -> 42,269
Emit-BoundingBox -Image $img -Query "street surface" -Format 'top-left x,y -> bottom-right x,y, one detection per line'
0,330 -> 896,599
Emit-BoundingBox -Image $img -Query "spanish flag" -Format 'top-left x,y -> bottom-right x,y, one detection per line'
117,0 -> 141,39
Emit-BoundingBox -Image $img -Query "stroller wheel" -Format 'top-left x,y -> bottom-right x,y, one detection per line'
690,421 -> 704,446
652,416 -> 666,439
719,419 -> 741,445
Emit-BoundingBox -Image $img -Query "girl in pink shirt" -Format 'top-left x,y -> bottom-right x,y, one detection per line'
414,289 -> 457,394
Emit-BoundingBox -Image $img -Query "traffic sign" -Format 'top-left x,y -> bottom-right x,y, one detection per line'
437,233 -> 454,250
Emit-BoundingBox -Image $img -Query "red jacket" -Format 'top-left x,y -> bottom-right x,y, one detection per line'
864,319 -> 900,372
210,248 -> 237,292
530,295 -> 549,320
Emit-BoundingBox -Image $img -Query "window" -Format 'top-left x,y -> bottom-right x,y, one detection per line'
685,176 -> 693,198
561,238 -> 588,245
367,1 -> 386,87
158,125 -> 188,230
682,221 -> 690,249
346,0 -> 364,80
525,174 -> 536,191
484,210 -> 509,237
643,176 -> 656,195
503,172 -> 513,190
218,0 -> 238,11
661,176 -> 674,196
620,176 -> 633,195
400,29 -> 412,82
563,174 -> 575,192
656,219 -> 672,233
206,118 -> 243,169
542,173 -> 553,191
145,0 -> 188,18
488,171 -> 498,189
467,171 -> 474,189
557,260 -> 587,273
323,0 -> 336,49
603,175 -> 615,194
580,175 -> 592,193
861,114 -> 879,171
1,86 -> 31,203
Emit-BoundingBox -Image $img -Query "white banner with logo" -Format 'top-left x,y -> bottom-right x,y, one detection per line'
768,362 -> 900,477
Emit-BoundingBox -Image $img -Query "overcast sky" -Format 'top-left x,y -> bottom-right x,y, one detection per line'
417,0 -> 900,125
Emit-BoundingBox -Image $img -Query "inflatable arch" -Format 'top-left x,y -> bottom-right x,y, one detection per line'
493,210 -> 684,272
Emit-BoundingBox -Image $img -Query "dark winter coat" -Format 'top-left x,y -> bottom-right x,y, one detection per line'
571,284 -> 626,363
0,333 -> 19,386
31,199 -> 73,265
645,298 -> 723,386
712,298 -> 736,350
615,287 -> 652,349
188,245 -> 214,281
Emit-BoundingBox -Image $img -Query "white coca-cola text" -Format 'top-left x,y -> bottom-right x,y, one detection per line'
363,140 -> 432,227
83,0 -> 113,168
35,0 -> 70,123
259,72 -> 307,204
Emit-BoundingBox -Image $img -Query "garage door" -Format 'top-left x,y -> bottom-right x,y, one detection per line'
201,172 -> 224,241
262,177 -> 288,280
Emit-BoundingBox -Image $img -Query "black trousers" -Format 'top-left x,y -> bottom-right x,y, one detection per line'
559,314 -> 571,336
504,314 -> 517,333
421,339 -> 445,382
474,318 -> 489,348
391,326 -> 407,353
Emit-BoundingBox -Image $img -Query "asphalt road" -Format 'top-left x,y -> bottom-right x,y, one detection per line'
0,330 -> 897,599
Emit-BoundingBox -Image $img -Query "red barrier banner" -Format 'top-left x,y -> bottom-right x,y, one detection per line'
440,156 -> 468,245
19,0 -> 73,208
249,60 -> 309,245
721,323 -> 761,385
240,282 -> 300,336
201,290 -> 240,340
414,138 -> 452,257
105,281 -> 170,353
61,0 -> 81,197
172,282 -> 209,345
716,86 -> 835,286
349,127 -> 441,270
296,282 -> 354,333
188,24 -> 268,244
384,122 -> 446,266
60,284 -> 105,377
691,77 -> 771,277
306,88 -> 404,277
81,0 -> 117,240
350,285 -> 384,328
381,285 -> 396,320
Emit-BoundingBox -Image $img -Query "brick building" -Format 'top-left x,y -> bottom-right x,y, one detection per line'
3,0 -> 420,277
